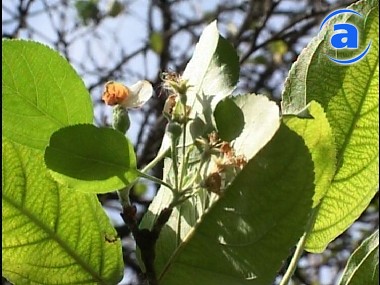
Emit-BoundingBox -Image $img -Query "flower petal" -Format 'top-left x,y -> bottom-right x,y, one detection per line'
120,80 -> 153,108
102,81 -> 129,106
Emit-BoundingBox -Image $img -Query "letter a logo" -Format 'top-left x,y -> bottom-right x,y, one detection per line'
331,23 -> 358,49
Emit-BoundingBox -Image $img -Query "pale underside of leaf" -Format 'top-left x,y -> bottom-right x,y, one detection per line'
157,20 -> 239,155
232,94 -> 280,160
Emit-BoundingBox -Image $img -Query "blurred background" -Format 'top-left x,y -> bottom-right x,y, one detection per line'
2,0 -> 378,284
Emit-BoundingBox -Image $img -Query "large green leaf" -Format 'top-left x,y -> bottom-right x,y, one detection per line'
45,124 -> 138,193
139,93 -> 280,276
338,230 -> 379,285
155,124 -> 314,285
2,39 -> 93,150
2,138 -> 123,284
281,0 -> 379,252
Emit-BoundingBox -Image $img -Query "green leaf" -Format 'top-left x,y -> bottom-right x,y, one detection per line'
75,0 -> 99,25
45,124 -> 138,193
213,97 -> 244,142
338,230 -> 379,285
150,32 -> 164,54
281,0 -> 379,252
2,39 -> 93,150
155,124 -> 314,285
2,138 -> 123,284
307,2 -> 379,252
284,101 -> 336,207
268,40 -> 288,56
107,0 -> 124,17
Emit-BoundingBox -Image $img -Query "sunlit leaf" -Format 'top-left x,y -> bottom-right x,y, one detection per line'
281,0 -> 379,252
2,138 -> 123,284
338,230 -> 379,285
284,101 -> 336,207
2,39 -> 93,150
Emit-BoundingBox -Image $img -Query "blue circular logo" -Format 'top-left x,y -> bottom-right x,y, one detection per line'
320,9 -> 371,65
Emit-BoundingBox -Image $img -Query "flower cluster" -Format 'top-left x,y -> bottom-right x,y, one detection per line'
199,132 -> 247,195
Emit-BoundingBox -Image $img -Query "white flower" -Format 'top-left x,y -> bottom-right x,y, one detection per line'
102,80 -> 153,108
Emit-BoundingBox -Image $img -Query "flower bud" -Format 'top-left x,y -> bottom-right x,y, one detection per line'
167,122 -> 182,139
112,105 -> 130,133
203,172 -> 222,195
163,94 -> 177,117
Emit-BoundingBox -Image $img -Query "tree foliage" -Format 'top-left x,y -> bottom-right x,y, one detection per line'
2,1 -> 378,284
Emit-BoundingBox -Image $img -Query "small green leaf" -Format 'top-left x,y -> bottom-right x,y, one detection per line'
45,124 -> 138,193
75,0 -> 99,25
213,97 -> 244,142
2,39 -> 93,150
252,55 -> 268,65
150,32 -> 164,54
268,40 -> 288,56
338,230 -> 379,285
107,0 -> 124,17
156,124 -> 314,285
2,138 -> 123,284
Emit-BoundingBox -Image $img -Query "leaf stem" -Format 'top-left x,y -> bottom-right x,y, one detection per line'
141,148 -> 169,173
137,170 -> 175,192
279,231 -> 308,285
117,149 -> 169,209
279,207 -> 318,285
179,121 -> 187,191
117,185 -> 133,208
171,136 -> 180,193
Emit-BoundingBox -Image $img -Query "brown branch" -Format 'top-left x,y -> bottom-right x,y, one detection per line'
120,205 -> 173,285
